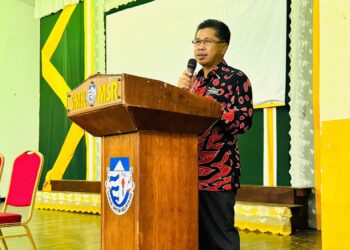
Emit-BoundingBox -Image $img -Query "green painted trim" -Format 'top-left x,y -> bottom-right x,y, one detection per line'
239,109 -> 264,185
105,0 -> 154,15
276,106 -> 291,186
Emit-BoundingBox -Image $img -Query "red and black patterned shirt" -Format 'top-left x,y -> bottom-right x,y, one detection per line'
191,60 -> 253,192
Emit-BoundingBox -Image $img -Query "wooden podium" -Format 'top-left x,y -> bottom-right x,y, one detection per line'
67,74 -> 222,250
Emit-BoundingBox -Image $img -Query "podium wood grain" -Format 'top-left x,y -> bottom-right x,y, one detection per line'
102,132 -> 198,250
67,74 -> 222,250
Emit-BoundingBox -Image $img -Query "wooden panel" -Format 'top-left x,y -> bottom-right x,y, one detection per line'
138,132 -> 198,250
102,133 -> 139,250
128,107 -> 217,135
101,132 -> 198,250
69,105 -> 137,136
236,185 -> 311,205
51,180 -> 100,193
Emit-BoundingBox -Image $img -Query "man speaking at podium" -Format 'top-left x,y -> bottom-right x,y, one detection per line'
178,19 -> 253,250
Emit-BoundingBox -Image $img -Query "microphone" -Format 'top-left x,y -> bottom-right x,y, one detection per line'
187,58 -> 197,76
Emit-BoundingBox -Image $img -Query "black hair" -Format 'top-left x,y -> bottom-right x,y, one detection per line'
196,19 -> 231,44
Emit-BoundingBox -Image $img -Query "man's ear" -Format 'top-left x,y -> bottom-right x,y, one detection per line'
221,43 -> 229,56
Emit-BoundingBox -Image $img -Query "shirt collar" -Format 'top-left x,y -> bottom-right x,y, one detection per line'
197,60 -> 228,79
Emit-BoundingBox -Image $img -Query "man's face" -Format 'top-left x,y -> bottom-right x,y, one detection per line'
193,28 -> 228,69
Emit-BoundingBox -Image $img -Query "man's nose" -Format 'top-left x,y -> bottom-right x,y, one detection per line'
197,44 -> 206,51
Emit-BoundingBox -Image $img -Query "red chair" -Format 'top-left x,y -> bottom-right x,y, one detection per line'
0,150 -> 44,249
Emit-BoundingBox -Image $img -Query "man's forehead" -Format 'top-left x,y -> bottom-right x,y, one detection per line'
195,28 -> 218,38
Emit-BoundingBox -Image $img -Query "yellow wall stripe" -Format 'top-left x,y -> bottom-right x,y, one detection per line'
42,123 -> 84,191
313,0 -> 321,230
321,119 -> 350,249
84,0 -> 97,181
41,57 -> 71,107
85,133 -> 96,180
41,4 -> 76,107
263,108 -> 276,186
41,5 -> 76,59
267,108 -> 276,186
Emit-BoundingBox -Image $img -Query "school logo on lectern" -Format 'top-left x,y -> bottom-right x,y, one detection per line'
105,157 -> 135,215
87,82 -> 97,105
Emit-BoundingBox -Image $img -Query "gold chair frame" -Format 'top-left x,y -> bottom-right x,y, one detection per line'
0,150 -> 44,250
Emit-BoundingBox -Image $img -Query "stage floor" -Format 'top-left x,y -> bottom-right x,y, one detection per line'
1,209 -> 321,249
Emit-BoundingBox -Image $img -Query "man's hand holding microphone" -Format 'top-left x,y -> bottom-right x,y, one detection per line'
178,58 -> 197,91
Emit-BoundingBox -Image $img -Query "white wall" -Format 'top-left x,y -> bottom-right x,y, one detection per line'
106,0 -> 287,106
0,0 -> 39,196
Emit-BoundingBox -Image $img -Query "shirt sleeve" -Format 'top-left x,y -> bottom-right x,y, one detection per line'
219,73 -> 253,135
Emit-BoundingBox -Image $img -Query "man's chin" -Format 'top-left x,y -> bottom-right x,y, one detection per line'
197,59 -> 209,67
199,63 -> 213,69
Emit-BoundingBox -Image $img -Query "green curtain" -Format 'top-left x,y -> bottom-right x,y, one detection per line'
39,3 -> 85,189
239,109 -> 264,185
276,106 -> 291,186
239,106 -> 291,186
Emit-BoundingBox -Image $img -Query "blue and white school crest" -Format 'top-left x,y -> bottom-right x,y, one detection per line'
87,82 -> 97,105
105,157 -> 135,215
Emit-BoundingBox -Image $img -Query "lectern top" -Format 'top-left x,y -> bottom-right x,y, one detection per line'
67,73 -> 222,136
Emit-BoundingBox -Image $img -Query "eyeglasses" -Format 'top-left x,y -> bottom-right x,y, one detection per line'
192,39 -> 226,46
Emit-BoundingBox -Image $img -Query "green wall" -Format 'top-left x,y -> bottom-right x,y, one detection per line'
0,1 -> 39,196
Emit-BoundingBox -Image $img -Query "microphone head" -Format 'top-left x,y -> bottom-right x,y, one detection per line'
187,58 -> 197,75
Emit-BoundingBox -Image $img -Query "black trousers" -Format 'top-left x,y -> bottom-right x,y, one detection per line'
199,190 -> 239,250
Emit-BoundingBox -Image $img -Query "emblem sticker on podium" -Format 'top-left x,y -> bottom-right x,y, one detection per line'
105,157 -> 135,215
87,81 -> 97,105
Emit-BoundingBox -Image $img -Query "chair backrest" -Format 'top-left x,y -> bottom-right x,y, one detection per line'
5,151 -> 44,207
0,153 -> 4,182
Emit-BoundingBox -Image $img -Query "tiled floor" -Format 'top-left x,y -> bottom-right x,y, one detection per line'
1,209 -> 321,249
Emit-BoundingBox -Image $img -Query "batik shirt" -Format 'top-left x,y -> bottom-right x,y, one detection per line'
190,60 -> 253,191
